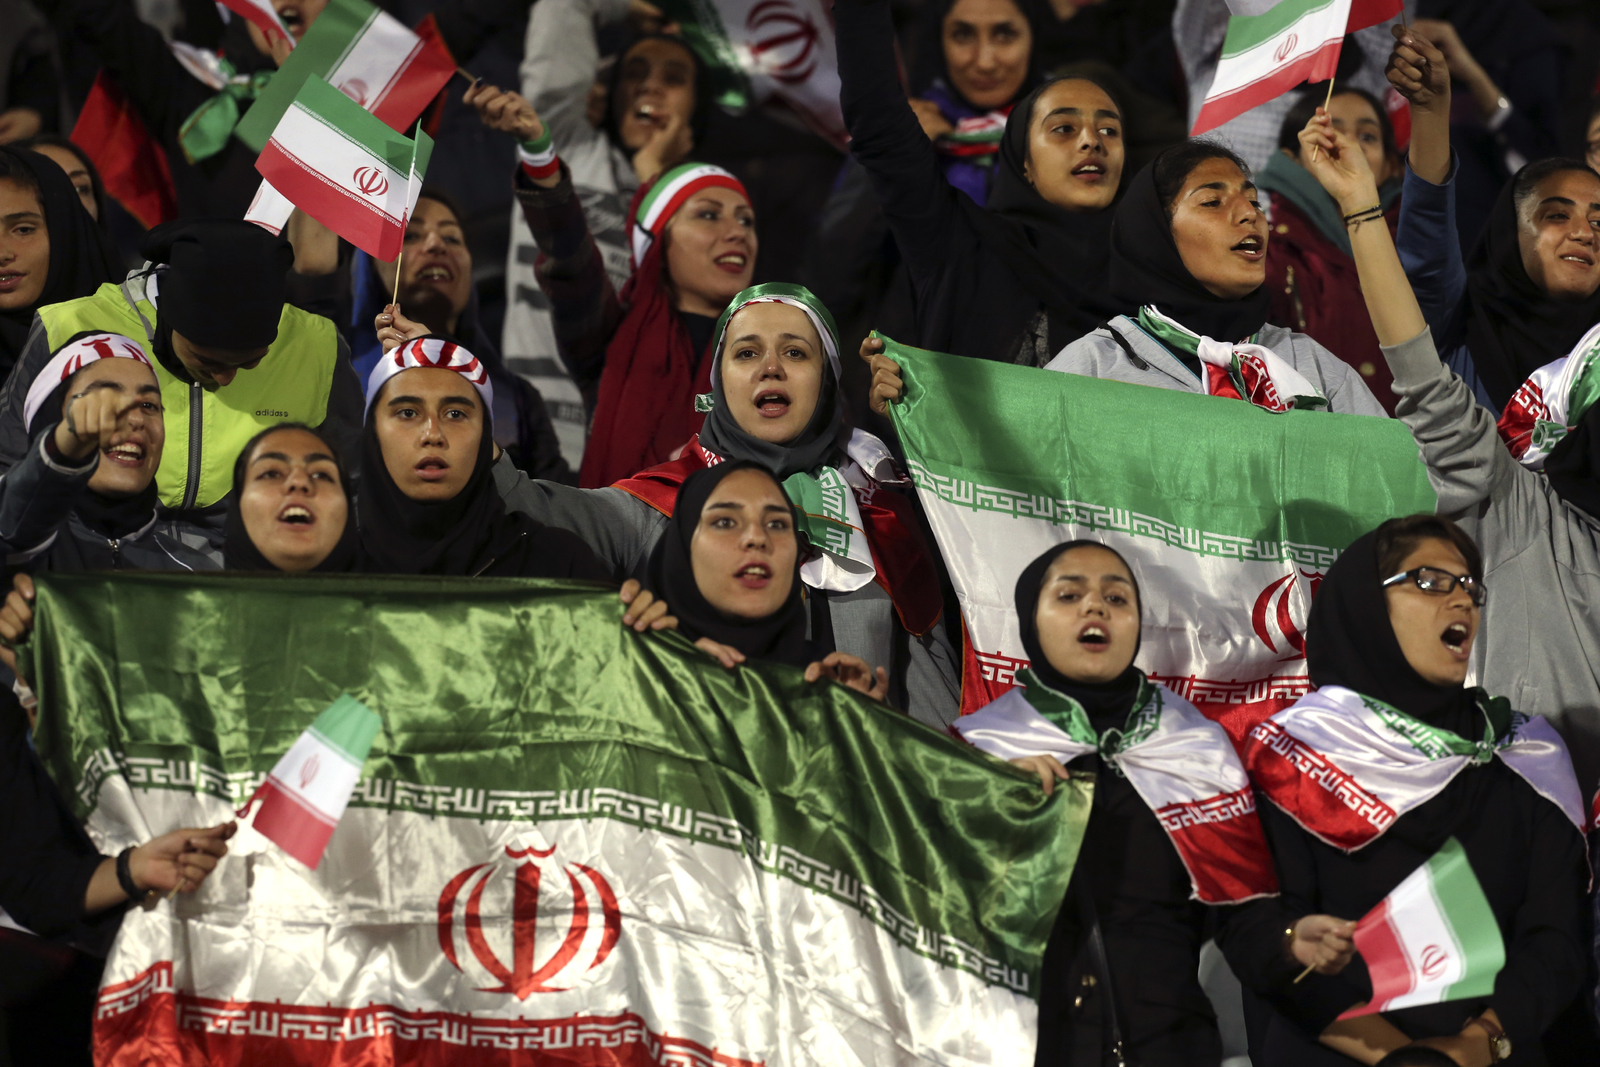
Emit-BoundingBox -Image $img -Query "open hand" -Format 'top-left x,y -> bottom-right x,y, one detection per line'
375,303 -> 428,353
804,651 -> 889,701
861,334 -> 904,415
0,573 -> 36,679
1297,109 -> 1381,215
1010,754 -> 1071,796
1290,914 -> 1358,976
1386,25 -> 1450,112
619,579 -> 678,632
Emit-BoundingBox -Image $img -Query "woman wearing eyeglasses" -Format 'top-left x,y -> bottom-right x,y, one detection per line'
1231,514 -> 1590,1066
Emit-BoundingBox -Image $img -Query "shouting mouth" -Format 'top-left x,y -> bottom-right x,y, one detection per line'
753,389 -> 790,419
1232,234 -> 1264,259
1071,161 -> 1107,182
278,503 -> 315,526
416,264 -> 454,284
735,562 -> 771,589
1078,623 -> 1111,649
1441,622 -> 1471,659
276,4 -> 304,36
103,441 -> 146,468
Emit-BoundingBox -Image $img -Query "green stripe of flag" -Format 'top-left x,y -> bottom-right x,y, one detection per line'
1220,0 -> 1339,59
287,76 -> 433,183
236,0 -> 390,151
306,695 -> 381,767
1429,839 -> 1505,1002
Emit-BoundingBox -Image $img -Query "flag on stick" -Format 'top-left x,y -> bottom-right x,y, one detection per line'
255,75 -> 433,260
1338,838 -> 1505,1017
242,694 -> 381,869
71,72 -> 178,230
1192,0 -> 1403,136
236,0 -> 454,152
243,178 -> 296,235
219,0 -> 295,46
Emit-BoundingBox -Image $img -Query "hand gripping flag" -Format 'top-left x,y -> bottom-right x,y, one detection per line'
1193,0 -> 1404,136
219,0 -> 295,47
255,75 -> 433,260
1338,838 -> 1505,1018
236,0 -> 454,153
240,694 -> 381,868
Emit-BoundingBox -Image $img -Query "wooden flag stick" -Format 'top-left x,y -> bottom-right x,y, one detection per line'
1309,76 -> 1338,162
1293,961 -> 1316,984
392,250 -> 404,306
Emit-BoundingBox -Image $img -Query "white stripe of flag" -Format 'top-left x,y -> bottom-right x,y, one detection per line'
247,695 -> 381,869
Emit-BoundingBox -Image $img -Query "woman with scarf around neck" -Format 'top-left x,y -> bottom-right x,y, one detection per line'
1301,100 -> 1600,812
954,540 -> 1355,1066
1260,88 -> 1405,414
0,147 -> 118,382
1388,26 -> 1600,416
839,0 -> 1127,370
1235,517 -> 1591,1066
648,460 -> 887,697
0,331 -> 207,575
447,82 -> 753,490
480,283 -> 960,729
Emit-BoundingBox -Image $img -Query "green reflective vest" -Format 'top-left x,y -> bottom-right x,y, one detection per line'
37,280 -> 337,510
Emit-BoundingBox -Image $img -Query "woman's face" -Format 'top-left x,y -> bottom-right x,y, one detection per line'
0,178 -> 49,311
238,427 -> 348,571
1023,79 -> 1124,213
1586,112 -> 1600,176
30,144 -> 97,220
376,197 -> 473,333
66,357 -> 164,497
1516,170 -> 1600,302
247,0 -> 328,51
1324,92 -> 1399,186
720,302 -> 825,445
1033,545 -> 1140,684
612,38 -> 697,152
942,0 -> 1032,111
664,188 -> 757,316
689,467 -> 798,620
1170,157 -> 1267,301
374,367 -> 484,503
1384,538 -> 1480,688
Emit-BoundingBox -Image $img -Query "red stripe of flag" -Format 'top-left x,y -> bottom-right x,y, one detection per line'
250,776 -> 338,869
256,140 -> 406,261
370,19 -> 456,135
1193,38 -> 1344,135
71,73 -> 177,230
1352,897 -> 1416,1011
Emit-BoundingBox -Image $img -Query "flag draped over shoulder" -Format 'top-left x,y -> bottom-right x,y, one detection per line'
23,573 -> 1085,1067
1192,0 -> 1403,135
883,339 -> 1436,739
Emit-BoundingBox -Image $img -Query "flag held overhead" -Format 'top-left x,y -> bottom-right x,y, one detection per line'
255,75 -> 433,261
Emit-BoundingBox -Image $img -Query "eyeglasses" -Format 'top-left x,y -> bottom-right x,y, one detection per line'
1381,566 -> 1486,606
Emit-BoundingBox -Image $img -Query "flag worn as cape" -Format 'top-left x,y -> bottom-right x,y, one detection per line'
21,573 -> 1086,1067
255,76 -> 433,260
1193,0 -> 1404,136
235,0 -> 455,153
882,337 -> 1437,739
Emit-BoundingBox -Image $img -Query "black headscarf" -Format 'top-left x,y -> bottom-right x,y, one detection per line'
25,367 -> 157,542
600,33 -> 713,157
1014,539 -> 1143,726
140,219 -> 292,351
1443,171 -> 1600,411
357,384 -> 606,579
644,460 -> 819,669
1108,152 -> 1272,343
1544,404 -> 1600,522
0,147 -> 120,379
907,0 -> 1044,103
223,426 -> 361,573
1305,528 -> 1474,732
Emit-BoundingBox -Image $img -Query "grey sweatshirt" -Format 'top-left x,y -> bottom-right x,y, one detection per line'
490,455 -> 962,729
1383,327 -> 1600,796
1046,316 -> 1388,417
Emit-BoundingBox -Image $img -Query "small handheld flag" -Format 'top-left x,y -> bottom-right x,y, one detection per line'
1338,837 -> 1505,1018
239,694 -> 381,869
219,0 -> 295,47
255,75 -> 433,261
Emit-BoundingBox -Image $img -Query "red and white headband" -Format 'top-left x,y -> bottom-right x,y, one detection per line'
364,338 -> 494,416
24,332 -> 153,431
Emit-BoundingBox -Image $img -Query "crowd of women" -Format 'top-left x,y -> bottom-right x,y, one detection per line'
2,0 -> 1600,1065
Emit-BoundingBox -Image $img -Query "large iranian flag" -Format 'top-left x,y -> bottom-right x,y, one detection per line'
235,0 -> 455,153
658,0 -> 846,148
1192,0 -> 1403,135
1339,838 -> 1505,1017
24,573 -> 1085,1067
883,340 -> 1436,737
256,75 -> 433,260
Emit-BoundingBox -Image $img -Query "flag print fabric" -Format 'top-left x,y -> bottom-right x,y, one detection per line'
22,572 -> 1089,1067
1496,321 -> 1600,470
255,75 -> 433,260
881,337 -> 1438,736
218,0 -> 294,46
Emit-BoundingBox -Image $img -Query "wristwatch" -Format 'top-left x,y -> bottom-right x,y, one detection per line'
116,846 -> 158,907
1473,1014 -> 1511,1063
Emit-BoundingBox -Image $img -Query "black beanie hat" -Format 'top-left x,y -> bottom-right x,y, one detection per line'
141,220 -> 293,349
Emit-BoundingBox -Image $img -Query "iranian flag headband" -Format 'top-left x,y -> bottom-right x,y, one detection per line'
24,332 -> 153,432
1497,321 -> 1600,470
709,283 -> 842,388
364,337 -> 493,416
631,162 -> 748,271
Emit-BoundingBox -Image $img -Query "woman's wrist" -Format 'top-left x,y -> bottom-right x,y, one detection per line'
1337,187 -> 1383,218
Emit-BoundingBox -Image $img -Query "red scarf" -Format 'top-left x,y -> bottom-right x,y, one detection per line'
613,437 -> 944,636
577,237 -> 710,488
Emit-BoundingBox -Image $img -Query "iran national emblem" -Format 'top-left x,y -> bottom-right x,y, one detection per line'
1251,568 -> 1322,660
1273,33 -> 1299,64
353,167 -> 388,197
338,79 -> 369,106
437,836 -> 621,998
746,0 -> 821,85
